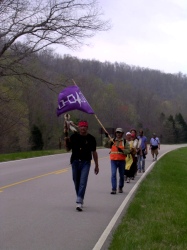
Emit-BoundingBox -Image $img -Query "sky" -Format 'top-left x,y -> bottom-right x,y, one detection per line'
54,0 -> 187,75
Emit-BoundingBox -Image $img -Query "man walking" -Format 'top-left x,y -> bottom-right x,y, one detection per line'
150,133 -> 160,161
65,120 -> 99,211
137,129 -> 148,173
103,128 -> 130,194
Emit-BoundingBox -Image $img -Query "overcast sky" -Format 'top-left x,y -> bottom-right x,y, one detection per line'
54,0 -> 187,75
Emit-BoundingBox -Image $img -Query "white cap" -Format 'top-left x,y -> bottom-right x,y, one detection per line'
126,132 -> 131,136
115,128 -> 124,133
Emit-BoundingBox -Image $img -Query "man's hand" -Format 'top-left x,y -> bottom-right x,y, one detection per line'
105,132 -> 108,137
94,165 -> 99,175
117,147 -> 124,153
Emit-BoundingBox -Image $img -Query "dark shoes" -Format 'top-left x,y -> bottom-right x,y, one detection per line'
111,189 -> 123,194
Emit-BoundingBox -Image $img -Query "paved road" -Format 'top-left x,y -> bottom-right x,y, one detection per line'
0,144 -> 186,250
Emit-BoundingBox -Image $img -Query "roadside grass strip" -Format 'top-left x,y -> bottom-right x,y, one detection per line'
109,147 -> 187,250
0,149 -> 66,162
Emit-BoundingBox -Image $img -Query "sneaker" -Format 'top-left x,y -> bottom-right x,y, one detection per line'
127,178 -> 130,183
76,203 -> 83,211
110,190 -> 116,194
118,188 -> 123,193
138,170 -> 141,173
142,169 -> 145,173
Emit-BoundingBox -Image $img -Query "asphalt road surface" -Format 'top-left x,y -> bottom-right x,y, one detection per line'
0,144 -> 186,250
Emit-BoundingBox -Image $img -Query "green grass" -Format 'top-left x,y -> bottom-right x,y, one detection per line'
0,149 -> 66,162
109,147 -> 187,250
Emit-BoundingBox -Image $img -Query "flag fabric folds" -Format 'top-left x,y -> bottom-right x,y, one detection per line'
57,85 -> 94,116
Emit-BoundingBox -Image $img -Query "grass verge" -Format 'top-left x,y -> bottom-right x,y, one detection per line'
0,149 -> 66,162
109,147 -> 187,250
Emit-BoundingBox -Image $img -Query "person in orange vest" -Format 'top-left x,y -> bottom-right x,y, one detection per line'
103,128 -> 130,194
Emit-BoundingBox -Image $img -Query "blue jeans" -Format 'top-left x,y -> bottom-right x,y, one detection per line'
137,155 -> 145,171
72,160 -> 91,204
111,160 -> 125,191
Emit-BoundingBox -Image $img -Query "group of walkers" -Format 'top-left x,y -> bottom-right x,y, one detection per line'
64,120 -> 160,211
103,128 -> 150,193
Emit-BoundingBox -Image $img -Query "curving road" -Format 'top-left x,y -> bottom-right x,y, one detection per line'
0,144 -> 186,250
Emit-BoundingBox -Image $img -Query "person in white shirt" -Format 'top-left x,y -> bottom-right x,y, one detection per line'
150,133 -> 160,161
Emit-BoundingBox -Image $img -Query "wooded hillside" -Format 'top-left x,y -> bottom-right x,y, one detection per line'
1,50 -> 187,153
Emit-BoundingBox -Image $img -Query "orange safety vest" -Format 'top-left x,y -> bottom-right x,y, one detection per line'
110,139 -> 126,160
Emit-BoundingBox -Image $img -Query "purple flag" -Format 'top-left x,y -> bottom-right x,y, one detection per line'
57,85 -> 94,116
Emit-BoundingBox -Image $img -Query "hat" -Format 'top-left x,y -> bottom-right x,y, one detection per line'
115,128 -> 124,133
126,132 -> 131,136
78,121 -> 88,127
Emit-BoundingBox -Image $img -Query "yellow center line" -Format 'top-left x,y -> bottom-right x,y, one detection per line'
0,156 -> 108,192
0,168 -> 70,192
55,169 -> 68,174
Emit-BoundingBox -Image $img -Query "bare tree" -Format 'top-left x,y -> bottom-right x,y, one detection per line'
0,0 -> 110,81
0,0 -> 110,152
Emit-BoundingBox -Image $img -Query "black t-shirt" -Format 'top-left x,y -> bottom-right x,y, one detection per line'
69,133 -> 96,163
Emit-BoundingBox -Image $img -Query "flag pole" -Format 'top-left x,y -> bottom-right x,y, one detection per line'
72,79 -> 77,86
72,79 -> 113,141
94,114 -> 113,141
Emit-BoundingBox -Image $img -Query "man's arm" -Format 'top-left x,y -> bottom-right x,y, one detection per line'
123,141 -> 131,155
103,137 -> 113,148
92,151 -> 99,175
157,138 -> 160,149
149,138 -> 152,150
145,137 -> 148,154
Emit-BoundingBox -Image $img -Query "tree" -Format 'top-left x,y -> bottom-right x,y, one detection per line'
0,0 -> 110,151
30,125 -> 44,150
175,113 -> 187,143
163,115 -> 176,143
0,0 -> 110,83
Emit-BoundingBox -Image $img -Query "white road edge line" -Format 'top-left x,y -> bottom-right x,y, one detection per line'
92,150 -> 172,250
